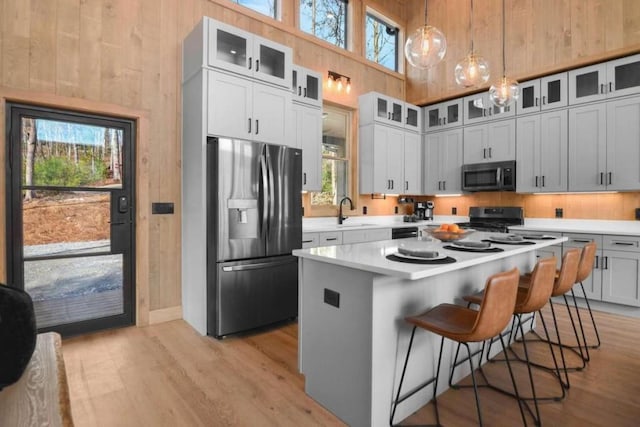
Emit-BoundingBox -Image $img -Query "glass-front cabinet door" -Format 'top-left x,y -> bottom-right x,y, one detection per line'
404,103 -> 422,131
292,65 -> 321,107
516,80 -> 541,115
607,54 -> 640,98
253,36 -> 291,88
540,73 -> 568,110
569,63 -> 606,105
375,95 -> 403,126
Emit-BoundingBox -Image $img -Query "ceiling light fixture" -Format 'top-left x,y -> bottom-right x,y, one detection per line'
327,71 -> 351,94
404,0 -> 447,69
454,0 -> 490,88
489,0 -> 519,108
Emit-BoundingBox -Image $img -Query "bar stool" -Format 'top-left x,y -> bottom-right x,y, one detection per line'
461,257 -> 561,426
390,268 -> 526,427
518,248 -> 582,388
567,242 -> 600,353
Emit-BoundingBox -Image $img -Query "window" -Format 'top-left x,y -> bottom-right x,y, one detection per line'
231,0 -> 278,19
300,0 -> 348,49
311,105 -> 351,206
365,10 -> 398,72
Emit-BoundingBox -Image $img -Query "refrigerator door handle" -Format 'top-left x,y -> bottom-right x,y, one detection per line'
266,147 -> 276,234
222,259 -> 295,272
260,147 -> 269,235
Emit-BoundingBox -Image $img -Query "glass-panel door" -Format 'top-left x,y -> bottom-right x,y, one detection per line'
7,104 -> 135,336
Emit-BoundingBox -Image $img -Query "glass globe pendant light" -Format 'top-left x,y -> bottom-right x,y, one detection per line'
489,0 -> 519,107
454,0 -> 490,87
404,0 -> 447,69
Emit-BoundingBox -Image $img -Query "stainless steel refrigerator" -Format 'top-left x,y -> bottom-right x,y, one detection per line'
206,137 -> 302,338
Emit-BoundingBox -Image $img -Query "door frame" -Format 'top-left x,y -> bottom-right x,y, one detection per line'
5,102 -> 136,336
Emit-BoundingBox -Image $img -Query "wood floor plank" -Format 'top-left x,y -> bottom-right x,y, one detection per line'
62,306 -> 640,426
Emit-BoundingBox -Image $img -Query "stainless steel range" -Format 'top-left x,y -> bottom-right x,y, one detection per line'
457,206 -> 524,233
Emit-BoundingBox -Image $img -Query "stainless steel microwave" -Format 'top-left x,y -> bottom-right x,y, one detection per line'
462,161 -> 516,192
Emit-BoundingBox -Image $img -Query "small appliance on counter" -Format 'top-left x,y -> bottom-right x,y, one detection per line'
414,201 -> 435,220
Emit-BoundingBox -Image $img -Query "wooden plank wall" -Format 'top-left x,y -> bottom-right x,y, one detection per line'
406,0 -> 640,105
0,0 -> 407,323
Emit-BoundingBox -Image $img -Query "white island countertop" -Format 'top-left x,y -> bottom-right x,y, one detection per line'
293,232 -> 567,280
510,218 -> 640,236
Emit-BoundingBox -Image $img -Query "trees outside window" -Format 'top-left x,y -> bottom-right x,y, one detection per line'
231,0 -> 278,19
300,0 -> 348,49
365,10 -> 398,72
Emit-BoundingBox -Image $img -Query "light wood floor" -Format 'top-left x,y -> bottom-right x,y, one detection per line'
62,305 -> 640,426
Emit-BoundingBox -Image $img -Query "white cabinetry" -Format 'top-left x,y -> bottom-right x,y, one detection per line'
424,99 -> 463,131
207,19 -> 291,88
516,110 -> 568,192
462,92 -> 515,125
463,119 -> 516,164
517,72 -> 568,115
292,65 -> 322,107
563,234 -> 603,301
359,91 -> 423,131
424,128 -> 463,195
568,96 -> 640,191
359,124 -> 405,194
342,228 -> 392,244
292,102 -> 322,190
569,54 -> 640,105
403,131 -> 422,194
207,70 -> 291,143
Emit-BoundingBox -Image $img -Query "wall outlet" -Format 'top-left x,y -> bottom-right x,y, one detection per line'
394,206 -> 398,214
324,288 -> 340,308
452,207 -> 457,215
636,208 -> 640,220
555,208 -> 563,218
363,206 -> 367,215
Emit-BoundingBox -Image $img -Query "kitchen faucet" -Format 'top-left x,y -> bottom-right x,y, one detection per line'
338,196 -> 354,224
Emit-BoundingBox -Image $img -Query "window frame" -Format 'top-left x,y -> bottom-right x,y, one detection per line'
309,103 -> 356,214
231,0 -> 281,20
364,7 -> 402,73
299,0 -> 349,50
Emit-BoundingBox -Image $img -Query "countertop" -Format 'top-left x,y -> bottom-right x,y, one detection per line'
510,219 -> 640,236
302,215 -> 463,233
293,231 -> 566,280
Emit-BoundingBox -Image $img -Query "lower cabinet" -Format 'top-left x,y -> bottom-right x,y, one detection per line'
292,102 -> 322,191
564,233 -> 640,307
302,228 -> 392,248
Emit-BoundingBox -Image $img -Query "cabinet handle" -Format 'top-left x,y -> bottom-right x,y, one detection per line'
604,256 -> 609,270
542,175 -> 545,187
438,118 -> 442,125
391,180 -> 394,189
483,148 -> 487,159
609,82 -> 612,93
388,112 -> 391,119
595,255 -> 599,269
443,117 -> 447,125
302,239 -> 314,243
405,181 -> 408,191
255,119 -> 259,134
249,57 -> 252,70
488,147 -> 492,158
542,95 -> 546,105
443,181 -> 446,191
298,86 -> 302,96
599,172 -> 604,185
572,239 -> 591,243
535,97 -> 539,106
326,238 -> 338,241
303,172 -> 307,185
608,172 -> 612,185
535,176 -> 539,187
248,118 -> 252,133
600,83 -> 604,94
256,59 -> 260,72
613,241 -> 635,246
304,87 -> 307,97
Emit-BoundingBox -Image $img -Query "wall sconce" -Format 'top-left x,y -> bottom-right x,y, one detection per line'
327,71 -> 351,94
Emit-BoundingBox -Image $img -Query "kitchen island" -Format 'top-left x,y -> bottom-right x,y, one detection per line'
293,232 -> 567,427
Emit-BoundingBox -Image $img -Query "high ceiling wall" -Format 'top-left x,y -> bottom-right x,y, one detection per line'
405,0 -> 640,105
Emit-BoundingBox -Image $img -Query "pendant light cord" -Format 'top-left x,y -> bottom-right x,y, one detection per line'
502,0 -> 506,76
424,0 -> 428,26
470,0 -> 474,53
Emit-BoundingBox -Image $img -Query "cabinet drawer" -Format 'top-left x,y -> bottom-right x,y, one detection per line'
302,233 -> 319,248
603,235 -> 640,252
319,232 -> 343,246
563,233 -> 602,248
342,228 -> 391,244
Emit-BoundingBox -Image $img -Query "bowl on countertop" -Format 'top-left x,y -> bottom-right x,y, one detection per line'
424,226 -> 475,242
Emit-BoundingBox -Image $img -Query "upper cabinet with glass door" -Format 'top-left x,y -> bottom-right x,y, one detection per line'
463,92 -> 515,125
404,103 -> 422,132
424,99 -> 463,132
292,65 -> 322,107
516,72 -> 568,115
206,18 -> 291,88
359,92 -> 404,127
569,54 -> 640,105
